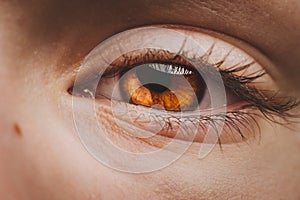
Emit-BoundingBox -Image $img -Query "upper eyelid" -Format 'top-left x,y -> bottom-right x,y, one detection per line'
155,24 -> 280,81
64,24 -> 280,93
87,24 -> 276,77
72,25 -> 277,108
71,25 -> 277,94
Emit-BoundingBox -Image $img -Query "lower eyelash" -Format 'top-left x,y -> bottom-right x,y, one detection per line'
74,84 -> 298,147
109,99 -> 262,146
99,53 -> 299,123
153,107 -> 259,142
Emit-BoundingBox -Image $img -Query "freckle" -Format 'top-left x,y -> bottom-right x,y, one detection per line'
14,123 -> 23,137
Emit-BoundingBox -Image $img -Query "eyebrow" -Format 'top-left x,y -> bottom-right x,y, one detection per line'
17,0 -> 300,88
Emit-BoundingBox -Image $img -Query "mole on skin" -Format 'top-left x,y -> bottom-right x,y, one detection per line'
14,123 -> 23,137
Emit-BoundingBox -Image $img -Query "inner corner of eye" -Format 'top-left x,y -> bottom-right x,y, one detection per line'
67,85 -> 74,95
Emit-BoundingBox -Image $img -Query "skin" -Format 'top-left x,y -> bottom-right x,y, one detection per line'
0,0 -> 300,199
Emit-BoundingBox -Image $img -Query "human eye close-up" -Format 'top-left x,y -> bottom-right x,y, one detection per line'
0,1 -> 300,199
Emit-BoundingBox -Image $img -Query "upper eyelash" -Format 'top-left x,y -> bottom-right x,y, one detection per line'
99,47 -> 299,119
82,46 -> 299,118
219,63 -> 299,124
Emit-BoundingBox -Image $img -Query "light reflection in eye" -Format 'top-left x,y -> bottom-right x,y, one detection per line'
69,25 -> 298,173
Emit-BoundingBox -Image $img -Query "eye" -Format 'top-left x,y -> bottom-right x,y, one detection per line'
96,50 -> 244,114
69,25 -> 298,149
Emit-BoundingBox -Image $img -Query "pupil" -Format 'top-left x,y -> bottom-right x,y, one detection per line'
135,63 -> 172,92
144,83 -> 168,93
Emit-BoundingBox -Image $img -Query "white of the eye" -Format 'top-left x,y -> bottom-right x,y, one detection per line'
148,63 -> 193,75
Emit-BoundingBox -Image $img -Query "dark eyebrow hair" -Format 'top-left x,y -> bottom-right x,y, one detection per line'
11,0 -> 300,89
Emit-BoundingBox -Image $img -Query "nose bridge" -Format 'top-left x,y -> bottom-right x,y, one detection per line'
0,24 -> 29,133
0,66 -> 17,133
0,12 -> 20,130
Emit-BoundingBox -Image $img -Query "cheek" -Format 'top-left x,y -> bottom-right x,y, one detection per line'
0,66 -> 122,199
2,56 -> 300,199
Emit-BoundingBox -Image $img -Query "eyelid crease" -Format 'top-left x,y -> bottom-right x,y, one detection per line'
72,25 -> 274,90
156,24 -> 282,84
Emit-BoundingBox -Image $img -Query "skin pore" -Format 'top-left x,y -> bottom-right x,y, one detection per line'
0,0 -> 300,199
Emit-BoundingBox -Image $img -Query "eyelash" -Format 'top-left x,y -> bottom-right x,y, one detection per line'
70,39 -> 299,145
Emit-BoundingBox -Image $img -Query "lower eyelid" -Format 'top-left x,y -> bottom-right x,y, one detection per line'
94,98 -> 260,148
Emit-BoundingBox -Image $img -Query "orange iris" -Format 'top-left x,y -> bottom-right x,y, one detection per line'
119,63 -> 206,111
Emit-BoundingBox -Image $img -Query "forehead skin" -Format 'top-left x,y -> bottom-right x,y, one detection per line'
0,0 -> 300,90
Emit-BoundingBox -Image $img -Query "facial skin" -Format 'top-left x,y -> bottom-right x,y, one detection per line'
0,0 -> 300,199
